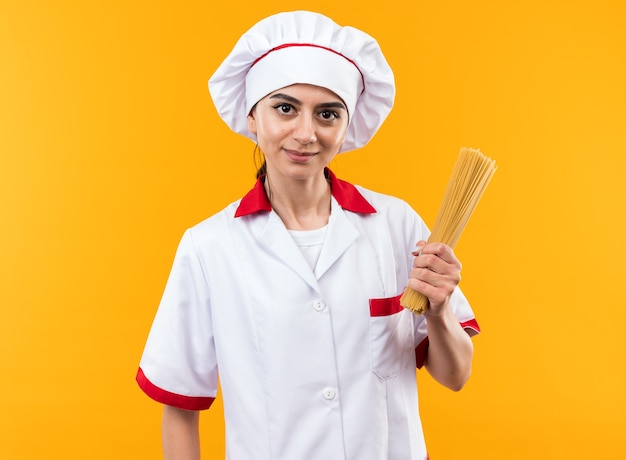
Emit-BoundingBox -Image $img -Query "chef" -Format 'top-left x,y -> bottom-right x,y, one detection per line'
137,10 -> 480,460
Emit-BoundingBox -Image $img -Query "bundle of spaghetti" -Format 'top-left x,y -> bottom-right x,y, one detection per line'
400,147 -> 497,314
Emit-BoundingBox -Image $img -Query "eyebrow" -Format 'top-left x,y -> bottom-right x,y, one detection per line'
269,93 -> 347,111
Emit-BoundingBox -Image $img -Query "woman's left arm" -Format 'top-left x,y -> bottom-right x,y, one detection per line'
407,241 -> 474,391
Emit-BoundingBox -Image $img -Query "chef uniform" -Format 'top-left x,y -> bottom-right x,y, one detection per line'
137,11 -> 480,460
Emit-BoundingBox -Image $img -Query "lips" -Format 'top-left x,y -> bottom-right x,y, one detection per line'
284,148 -> 318,163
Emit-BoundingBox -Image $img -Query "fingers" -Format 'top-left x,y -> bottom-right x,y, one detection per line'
408,241 -> 462,310
411,240 -> 427,256
418,242 -> 460,266
410,265 -> 457,287
406,276 -> 451,305
412,242 -> 461,274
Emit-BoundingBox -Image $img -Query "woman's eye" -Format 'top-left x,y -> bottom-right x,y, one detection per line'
273,103 -> 293,114
320,110 -> 339,120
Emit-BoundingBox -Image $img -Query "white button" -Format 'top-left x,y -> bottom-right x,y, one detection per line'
322,387 -> 336,400
313,299 -> 326,312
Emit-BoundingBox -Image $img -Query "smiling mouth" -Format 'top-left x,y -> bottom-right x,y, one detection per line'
284,149 -> 318,162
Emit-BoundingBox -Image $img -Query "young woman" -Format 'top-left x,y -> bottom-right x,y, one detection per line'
137,11 -> 479,460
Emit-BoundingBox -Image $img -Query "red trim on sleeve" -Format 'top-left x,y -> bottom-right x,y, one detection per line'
461,318 -> 481,336
415,318 -> 481,369
369,293 -> 404,317
136,368 -> 215,411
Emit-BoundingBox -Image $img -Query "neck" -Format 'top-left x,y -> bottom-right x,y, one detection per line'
264,169 -> 331,231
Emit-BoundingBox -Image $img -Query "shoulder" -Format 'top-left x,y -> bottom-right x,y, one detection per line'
185,199 -> 243,244
349,184 -> 430,241
354,184 -> 418,217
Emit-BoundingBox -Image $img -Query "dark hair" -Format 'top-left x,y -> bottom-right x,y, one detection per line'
254,143 -> 266,179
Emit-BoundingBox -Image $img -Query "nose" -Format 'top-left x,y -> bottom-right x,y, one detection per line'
292,115 -> 317,145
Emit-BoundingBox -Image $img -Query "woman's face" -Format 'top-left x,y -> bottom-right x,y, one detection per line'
248,83 -> 349,182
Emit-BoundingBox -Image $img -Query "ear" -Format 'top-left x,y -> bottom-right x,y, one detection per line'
247,112 -> 257,135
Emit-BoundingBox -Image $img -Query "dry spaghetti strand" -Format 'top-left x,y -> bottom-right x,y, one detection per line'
400,147 -> 497,314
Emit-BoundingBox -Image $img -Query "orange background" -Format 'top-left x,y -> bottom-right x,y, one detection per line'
1,1 -> 625,458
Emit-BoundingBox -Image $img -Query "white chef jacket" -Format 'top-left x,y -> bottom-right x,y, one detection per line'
137,169 -> 480,460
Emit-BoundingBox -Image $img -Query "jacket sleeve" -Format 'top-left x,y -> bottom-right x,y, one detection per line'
136,229 -> 217,410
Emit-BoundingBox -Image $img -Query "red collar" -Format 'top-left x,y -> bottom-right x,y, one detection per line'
234,169 -> 377,217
